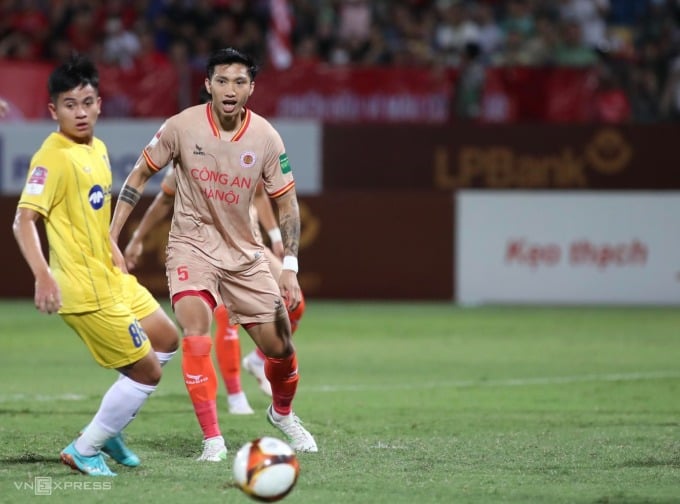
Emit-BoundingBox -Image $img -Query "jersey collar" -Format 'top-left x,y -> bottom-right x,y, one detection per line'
206,103 -> 251,141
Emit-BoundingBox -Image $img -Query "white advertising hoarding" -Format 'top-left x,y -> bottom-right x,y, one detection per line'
0,119 -> 321,195
457,191 -> 680,305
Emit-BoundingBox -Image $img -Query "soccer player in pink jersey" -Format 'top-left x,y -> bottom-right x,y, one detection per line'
109,47 -> 317,460
122,168 -> 307,413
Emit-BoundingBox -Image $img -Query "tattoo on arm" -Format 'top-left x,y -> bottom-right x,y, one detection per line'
119,184 -> 141,207
279,197 -> 300,257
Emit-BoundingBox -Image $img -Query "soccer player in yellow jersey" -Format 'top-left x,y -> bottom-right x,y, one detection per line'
12,55 -> 179,476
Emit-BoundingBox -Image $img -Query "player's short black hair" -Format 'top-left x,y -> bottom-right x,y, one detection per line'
48,54 -> 99,102
207,47 -> 259,81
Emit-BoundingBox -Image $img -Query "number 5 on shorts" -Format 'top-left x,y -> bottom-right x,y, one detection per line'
177,266 -> 189,281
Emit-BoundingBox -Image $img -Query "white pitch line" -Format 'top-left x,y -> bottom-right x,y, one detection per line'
0,371 -> 678,402
0,393 -> 87,403
301,370 -> 680,393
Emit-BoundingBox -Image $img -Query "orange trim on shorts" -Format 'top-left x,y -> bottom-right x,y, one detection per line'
171,290 -> 217,311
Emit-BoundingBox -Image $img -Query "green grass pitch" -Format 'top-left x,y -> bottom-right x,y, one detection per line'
0,300 -> 678,503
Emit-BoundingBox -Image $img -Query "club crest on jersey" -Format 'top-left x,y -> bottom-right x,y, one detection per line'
240,151 -> 256,168
26,166 -> 47,195
88,185 -> 105,210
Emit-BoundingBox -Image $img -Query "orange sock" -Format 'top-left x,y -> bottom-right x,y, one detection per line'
287,293 -> 306,334
265,352 -> 298,416
214,304 -> 243,395
182,335 -> 220,439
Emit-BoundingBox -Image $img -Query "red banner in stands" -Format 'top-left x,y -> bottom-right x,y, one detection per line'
247,65 -> 454,123
0,59 -> 179,120
0,61 -> 52,119
1,60 -> 597,123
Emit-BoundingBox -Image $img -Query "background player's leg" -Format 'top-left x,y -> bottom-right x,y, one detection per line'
287,292 -> 306,333
242,346 -> 272,397
213,304 -> 253,414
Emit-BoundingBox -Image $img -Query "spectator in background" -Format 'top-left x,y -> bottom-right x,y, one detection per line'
167,39 -> 194,111
523,14 -> 560,65
453,41 -> 486,120
629,62 -> 660,122
433,0 -> 480,66
294,34 -> 324,66
500,0 -> 535,39
491,29 -> 533,66
361,24 -> 394,65
236,18 -> 267,66
337,0 -> 373,62
210,13 -> 239,53
338,0 -> 373,43
558,0 -> 610,50
103,17 -> 141,70
135,30 -> 170,69
554,19 -> 599,66
472,3 -> 504,62
607,0 -> 649,27
591,62 -> 631,122
64,5 -> 99,55
660,54 -> 680,120
379,2 -> 429,64
3,0 -> 49,60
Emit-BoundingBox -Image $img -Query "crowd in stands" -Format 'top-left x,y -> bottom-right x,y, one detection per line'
1,0 -> 679,122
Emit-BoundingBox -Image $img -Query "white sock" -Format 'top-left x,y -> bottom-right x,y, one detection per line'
247,350 -> 265,366
75,421 -> 112,456
156,350 -> 176,367
76,376 -> 156,455
270,406 -> 292,422
228,391 -> 249,405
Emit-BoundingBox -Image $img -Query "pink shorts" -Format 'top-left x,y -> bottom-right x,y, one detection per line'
166,243 -> 286,325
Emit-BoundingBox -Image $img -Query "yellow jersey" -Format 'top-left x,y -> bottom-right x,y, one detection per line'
17,132 -> 124,313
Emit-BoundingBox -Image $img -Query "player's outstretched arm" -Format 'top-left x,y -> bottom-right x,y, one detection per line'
110,155 -> 157,271
254,183 -> 284,259
13,208 -> 61,314
273,188 -> 301,311
124,189 -> 174,271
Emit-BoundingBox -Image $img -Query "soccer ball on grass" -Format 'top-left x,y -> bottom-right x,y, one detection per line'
233,436 -> 300,502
